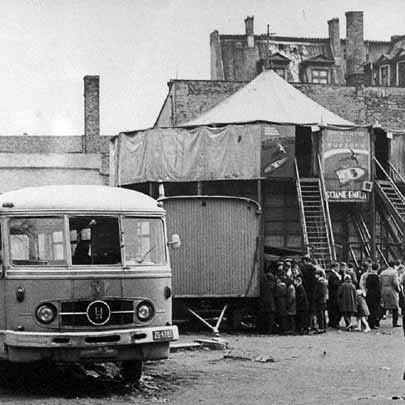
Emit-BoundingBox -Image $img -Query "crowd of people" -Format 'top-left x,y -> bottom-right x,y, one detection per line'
258,255 -> 405,336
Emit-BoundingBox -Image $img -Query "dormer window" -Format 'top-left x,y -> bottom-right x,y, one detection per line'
311,68 -> 329,84
258,52 -> 291,80
300,54 -> 334,84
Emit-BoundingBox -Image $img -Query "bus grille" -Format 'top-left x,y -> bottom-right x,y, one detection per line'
60,299 -> 134,327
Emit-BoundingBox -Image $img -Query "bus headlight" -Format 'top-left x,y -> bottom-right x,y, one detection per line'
136,301 -> 154,322
36,304 -> 57,324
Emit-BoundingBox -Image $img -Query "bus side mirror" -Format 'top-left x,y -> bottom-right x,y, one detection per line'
168,234 -> 181,249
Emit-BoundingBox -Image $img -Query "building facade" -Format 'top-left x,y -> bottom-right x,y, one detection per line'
211,12 -> 405,88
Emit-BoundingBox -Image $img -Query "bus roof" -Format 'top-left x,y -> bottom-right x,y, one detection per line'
0,185 -> 164,213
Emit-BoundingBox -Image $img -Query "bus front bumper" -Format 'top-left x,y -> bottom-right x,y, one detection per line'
1,325 -> 179,362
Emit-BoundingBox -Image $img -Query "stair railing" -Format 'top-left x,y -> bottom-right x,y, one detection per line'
376,245 -> 389,267
374,157 -> 405,204
348,245 -> 359,268
294,159 -> 310,256
352,213 -> 372,258
388,161 -> 405,185
317,154 -> 336,261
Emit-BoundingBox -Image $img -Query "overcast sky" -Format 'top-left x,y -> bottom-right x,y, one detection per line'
1,0 -> 404,136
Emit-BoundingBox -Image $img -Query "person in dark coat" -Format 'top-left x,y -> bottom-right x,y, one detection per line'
258,265 -> 276,334
286,278 -> 296,334
400,270 -> 405,337
365,263 -> 381,329
300,256 -> 316,329
380,260 -> 401,327
274,272 -> 288,334
294,275 -> 309,334
313,268 -> 328,333
338,274 -> 357,330
327,262 -> 341,328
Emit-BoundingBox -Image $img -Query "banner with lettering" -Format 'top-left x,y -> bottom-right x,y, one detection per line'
321,128 -> 371,202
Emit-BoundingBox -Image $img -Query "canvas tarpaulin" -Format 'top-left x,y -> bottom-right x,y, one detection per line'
115,124 -> 261,185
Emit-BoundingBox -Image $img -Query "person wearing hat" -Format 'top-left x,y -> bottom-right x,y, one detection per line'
338,274 -> 357,330
327,262 -> 341,328
258,264 -> 276,334
300,255 -> 317,330
294,275 -> 309,334
365,262 -> 381,329
274,269 -> 288,334
380,260 -> 401,328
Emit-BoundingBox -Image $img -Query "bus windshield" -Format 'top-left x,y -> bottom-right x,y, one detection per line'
8,216 -> 166,267
122,217 -> 166,265
9,217 -> 66,266
69,216 -> 121,265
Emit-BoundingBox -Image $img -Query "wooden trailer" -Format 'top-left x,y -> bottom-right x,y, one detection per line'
161,195 -> 261,333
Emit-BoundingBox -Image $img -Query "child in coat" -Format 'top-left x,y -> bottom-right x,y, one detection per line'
313,268 -> 328,333
338,274 -> 357,330
354,289 -> 371,332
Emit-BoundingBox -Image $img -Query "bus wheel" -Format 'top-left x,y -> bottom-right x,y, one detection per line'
121,360 -> 143,382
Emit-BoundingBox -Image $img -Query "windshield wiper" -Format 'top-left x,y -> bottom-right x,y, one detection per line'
135,245 -> 156,263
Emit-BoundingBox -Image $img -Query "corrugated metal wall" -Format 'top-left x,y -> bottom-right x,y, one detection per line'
164,197 -> 260,298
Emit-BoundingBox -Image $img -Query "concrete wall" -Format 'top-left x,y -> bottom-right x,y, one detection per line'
0,153 -> 105,192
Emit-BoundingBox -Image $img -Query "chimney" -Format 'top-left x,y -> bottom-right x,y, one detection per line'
245,16 -> 254,36
328,18 -> 341,59
245,16 -> 254,48
210,30 -> 224,80
345,11 -> 366,86
84,75 -> 100,153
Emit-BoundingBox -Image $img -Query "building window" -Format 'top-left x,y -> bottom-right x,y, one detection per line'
397,61 -> 405,86
380,65 -> 390,86
274,68 -> 286,79
311,69 -> 329,84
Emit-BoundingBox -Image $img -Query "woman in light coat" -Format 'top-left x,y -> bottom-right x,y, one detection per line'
380,261 -> 401,327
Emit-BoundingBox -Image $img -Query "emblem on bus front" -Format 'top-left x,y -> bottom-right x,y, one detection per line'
86,300 -> 111,325
90,280 -> 105,297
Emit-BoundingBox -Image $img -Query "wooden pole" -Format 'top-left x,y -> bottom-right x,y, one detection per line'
370,128 -> 376,260
257,178 -> 264,276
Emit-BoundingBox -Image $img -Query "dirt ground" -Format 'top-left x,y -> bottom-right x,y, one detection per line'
0,318 -> 405,404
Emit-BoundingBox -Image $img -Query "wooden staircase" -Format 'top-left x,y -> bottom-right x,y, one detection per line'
298,179 -> 333,269
374,158 -> 405,232
375,180 -> 405,231
295,158 -> 335,270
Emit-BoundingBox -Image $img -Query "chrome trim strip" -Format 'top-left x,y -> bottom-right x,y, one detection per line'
3,325 -> 179,348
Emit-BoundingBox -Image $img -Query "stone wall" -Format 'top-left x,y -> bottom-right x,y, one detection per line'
159,78 -> 405,132
155,80 -> 245,126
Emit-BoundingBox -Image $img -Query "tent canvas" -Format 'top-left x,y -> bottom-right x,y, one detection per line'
180,70 -> 355,128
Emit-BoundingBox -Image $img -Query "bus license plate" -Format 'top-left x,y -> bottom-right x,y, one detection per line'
153,329 -> 174,341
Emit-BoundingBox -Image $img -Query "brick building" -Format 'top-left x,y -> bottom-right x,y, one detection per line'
0,76 -> 109,192
210,12 -> 405,88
